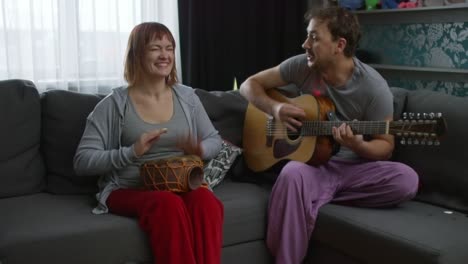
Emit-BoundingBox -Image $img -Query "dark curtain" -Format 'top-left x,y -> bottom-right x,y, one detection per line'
178,0 -> 307,91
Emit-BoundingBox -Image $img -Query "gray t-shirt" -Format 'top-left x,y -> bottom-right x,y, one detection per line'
118,90 -> 188,187
279,54 -> 393,160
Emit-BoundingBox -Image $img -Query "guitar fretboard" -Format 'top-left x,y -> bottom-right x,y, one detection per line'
268,120 -> 389,136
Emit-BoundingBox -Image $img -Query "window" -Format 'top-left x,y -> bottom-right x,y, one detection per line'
0,0 -> 180,93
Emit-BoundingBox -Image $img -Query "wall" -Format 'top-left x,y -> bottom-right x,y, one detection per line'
306,1 -> 468,97
358,7 -> 468,97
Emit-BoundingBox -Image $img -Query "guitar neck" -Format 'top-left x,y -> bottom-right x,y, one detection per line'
302,120 -> 389,136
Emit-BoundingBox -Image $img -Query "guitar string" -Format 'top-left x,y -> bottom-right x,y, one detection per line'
266,130 -> 435,136
266,119 -> 435,130
266,122 -> 435,136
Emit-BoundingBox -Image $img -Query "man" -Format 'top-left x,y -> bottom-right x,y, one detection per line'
239,7 -> 419,264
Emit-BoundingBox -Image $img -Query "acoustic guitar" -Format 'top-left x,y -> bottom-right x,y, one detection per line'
242,89 -> 447,172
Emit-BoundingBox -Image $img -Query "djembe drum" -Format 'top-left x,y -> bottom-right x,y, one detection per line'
140,155 -> 204,193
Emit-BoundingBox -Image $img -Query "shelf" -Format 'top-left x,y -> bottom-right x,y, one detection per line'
355,4 -> 468,14
369,64 -> 468,73
355,4 -> 468,24
369,64 -> 468,82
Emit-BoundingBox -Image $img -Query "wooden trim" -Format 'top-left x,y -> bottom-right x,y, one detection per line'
369,64 -> 468,82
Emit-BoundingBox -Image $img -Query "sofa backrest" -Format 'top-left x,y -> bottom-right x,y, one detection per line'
391,88 -> 468,213
0,79 -> 46,198
196,87 -> 468,213
37,88 -> 247,194
4,79 -> 465,213
195,89 -> 248,147
41,89 -> 105,194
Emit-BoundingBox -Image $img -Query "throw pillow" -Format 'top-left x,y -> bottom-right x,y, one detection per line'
204,140 -> 242,189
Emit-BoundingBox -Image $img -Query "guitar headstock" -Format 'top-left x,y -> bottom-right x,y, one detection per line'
390,112 -> 447,146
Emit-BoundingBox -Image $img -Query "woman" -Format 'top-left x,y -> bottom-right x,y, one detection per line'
73,22 -> 224,264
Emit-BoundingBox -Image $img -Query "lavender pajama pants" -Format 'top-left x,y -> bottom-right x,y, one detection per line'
266,159 -> 419,264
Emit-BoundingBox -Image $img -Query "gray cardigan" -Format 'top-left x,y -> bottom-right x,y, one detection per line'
73,84 -> 222,214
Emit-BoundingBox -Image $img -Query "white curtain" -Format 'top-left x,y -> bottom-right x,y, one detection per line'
0,0 -> 180,94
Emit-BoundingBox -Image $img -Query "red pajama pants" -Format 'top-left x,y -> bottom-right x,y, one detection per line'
107,187 -> 224,264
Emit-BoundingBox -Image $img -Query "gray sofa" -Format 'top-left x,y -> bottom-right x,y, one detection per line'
1,79 -> 467,264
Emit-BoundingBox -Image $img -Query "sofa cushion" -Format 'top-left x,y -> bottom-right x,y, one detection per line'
194,88 -> 266,184
0,179 -> 270,263
313,201 -> 468,264
392,89 -> 468,213
214,179 -> 270,246
0,79 -> 46,198
195,89 -> 248,147
41,90 -> 105,194
0,193 -> 152,264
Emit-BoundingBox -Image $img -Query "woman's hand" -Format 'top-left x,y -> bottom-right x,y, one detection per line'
177,135 -> 203,157
134,128 -> 168,157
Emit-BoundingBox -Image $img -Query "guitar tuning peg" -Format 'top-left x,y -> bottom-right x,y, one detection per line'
400,138 -> 406,145
429,112 -> 435,119
421,139 -> 426,145
403,112 -> 408,120
423,113 -> 428,119
409,113 -> 415,119
407,138 -> 413,145
416,113 -> 421,119
436,112 -> 442,118
434,140 -> 440,146
413,139 -> 419,145
427,140 -> 433,146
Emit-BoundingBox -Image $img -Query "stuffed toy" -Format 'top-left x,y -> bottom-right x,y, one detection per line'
398,0 -> 419,7
339,0 -> 365,10
381,0 -> 400,8
365,0 -> 380,9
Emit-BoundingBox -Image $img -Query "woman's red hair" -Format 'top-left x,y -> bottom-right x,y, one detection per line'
124,22 -> 178,87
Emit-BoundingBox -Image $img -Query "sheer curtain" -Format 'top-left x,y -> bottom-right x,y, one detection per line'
0,0 -> 180,94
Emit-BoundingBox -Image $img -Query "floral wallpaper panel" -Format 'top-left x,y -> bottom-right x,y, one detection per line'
359,22 -> 468,97
387,79 -> 468,97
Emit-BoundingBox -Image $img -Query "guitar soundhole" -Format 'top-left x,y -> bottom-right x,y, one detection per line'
287,127 -> 302,141
272,126 -> 303,159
